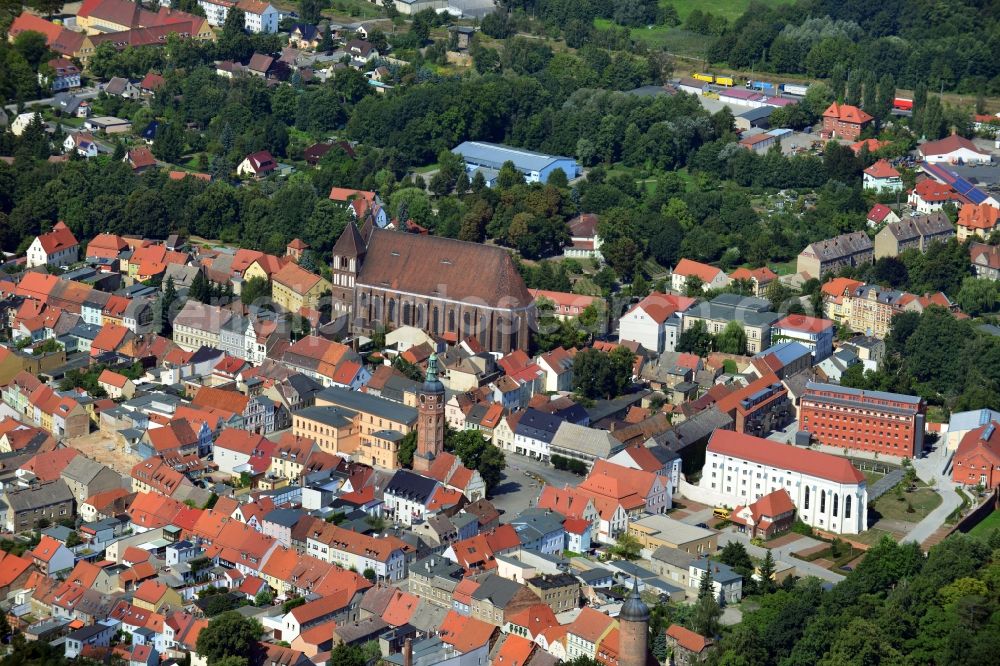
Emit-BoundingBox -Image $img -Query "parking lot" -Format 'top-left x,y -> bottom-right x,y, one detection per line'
489,452 -> 587,517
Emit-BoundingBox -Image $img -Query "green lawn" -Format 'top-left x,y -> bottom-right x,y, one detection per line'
665,0 -> 797,22
968,510 -> 1000,538
863,470 -> 886,488
871,483 -> 943,524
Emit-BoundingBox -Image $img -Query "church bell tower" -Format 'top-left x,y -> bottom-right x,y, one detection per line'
413,353 -> 445,473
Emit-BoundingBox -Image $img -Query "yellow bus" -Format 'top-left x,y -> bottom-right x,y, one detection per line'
715,76 -> 734,87
693,73 -> 715,83
713,507 -> 730,520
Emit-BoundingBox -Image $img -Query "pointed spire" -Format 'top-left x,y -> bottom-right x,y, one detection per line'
426,353 -> 438,383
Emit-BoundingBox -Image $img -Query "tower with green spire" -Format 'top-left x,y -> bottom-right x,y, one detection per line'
414,352 -> 445,473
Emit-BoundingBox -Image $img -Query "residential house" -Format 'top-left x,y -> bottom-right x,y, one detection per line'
30,535 -> 74,575
44,58 -> 80,91
565,606 -> 616,661
665,624 -> 713,665
64,132 -> 100,158
957,203 -> 1000,242
271,263 -> 331,314
730,488 -> 796,539
627,514 -> 718,555
535,347 -> 574,393
124,147 -> 157,173
237,150 -> 277,178
469,574 -> 541,627
866,203 -> 900,228
821,103 -> 872,140
770,314 -> 834,361
728,266 -> 777,297
951,421 -> 1000,489
62,456 -> 122,505
680,294 -> 780,354
27,222 -> 79,269
688,558 -> 743,604
563,213 -> 602,259
874,212 -> 954,258
970,242 -> 1000,280
908,179 -> 968,214
98,369 -> 135,399
796,231 -> 873,279
2,480 -> 75,531
862,159 -> 903,193
671,258 -> 729,293
618,293 -> 696,354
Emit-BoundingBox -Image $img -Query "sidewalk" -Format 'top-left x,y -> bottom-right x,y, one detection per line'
718,530 -> 845,584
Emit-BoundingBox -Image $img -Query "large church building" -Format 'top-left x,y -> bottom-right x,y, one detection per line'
331,221 -> 534,353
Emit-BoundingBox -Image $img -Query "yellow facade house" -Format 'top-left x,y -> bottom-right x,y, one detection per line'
271,262 -> 331,314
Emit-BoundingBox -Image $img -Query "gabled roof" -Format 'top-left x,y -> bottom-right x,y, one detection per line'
438,611 -> 495,653
566,606 -> 615,643
35,221 -> 78,254
955,421 -> 1000,467
823,102 -> 873,124
673,258 -> 724,282
864,159 -> 899,179
867,203 -> 894,223
626,292 -> 697,324
272,262 -> 324,295
666,624 -> 709,653
708,430 -> 864,484
918,134 -> 990,158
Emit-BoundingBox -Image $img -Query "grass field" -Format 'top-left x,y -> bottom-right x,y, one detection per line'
863,470 -> 886,488
664,0 -> 796,22
968,510 -> 1000,538
871,483 -> 943,524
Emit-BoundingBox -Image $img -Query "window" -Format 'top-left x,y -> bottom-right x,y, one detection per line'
820,489 -> 826,513
804,485 -> 810,510
833,494 -> 838,517
845,495 -> 852,519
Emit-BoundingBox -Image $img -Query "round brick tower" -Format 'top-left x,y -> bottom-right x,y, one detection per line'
619,577 -> 650,666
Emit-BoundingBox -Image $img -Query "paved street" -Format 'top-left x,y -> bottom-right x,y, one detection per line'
902,439 -> 962,545
718,530 -> 845,584
489,452 -> 584,517
4,86 -> 101,115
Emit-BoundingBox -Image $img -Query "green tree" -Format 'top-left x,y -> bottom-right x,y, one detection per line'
956,277 -> 1000,316
609,532 -> 642,560
692,565 -> 722,637
677,320 -> 712,356
30,0 -> 63,19
571,347 -> 633,399
714,320 -> 748,355
253,589 -> 273,606
159,276 -> 177,335
757,549 -> 777,595
13,31 -> 50,69
447,430 -> 505,495
240,276 -> 271,305
195,612 -> 262,663
154,122 -> 185,164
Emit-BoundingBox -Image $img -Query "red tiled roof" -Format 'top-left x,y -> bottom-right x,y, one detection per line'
31,536 -> 65,563
666,624 -> 709,653
918,134 -> 990,158
567,606 -> 615,643
867,204 -> 894,223
729,266 -> 777,283
774,314 -> 833,334
626,292 -> 697,324
495,634 -> 534,665
823,103 -> 873,124
439,611 -> 495,653
134,579 -> 169,604
958,203 -> 1000,230
912,179 -> 966,204
673,258 -> 724,283
821,277 -> 864,298
35,221 -> 78,254
0,550 -> 33,589
708,430 -> 864,484
863,159 -> 899,179
127,147 -> 157,170
506,603 -> 558,636
20,448 -> 79,482
9,11 -> 62,43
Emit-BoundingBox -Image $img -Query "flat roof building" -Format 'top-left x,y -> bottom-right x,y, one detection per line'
452,141 -> 580,186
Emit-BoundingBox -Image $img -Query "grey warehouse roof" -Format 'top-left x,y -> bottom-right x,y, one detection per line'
453,141 -> 575,173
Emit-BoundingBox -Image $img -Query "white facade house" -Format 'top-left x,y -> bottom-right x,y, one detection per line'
918,135 -> 993,164
671,258 -> 730,293
697,430 -> 868,535
862,159 -> 904,194
618,292 -> 695,355
11,112 -> 41,137
26,222 -> 79,268
63,133 -> 99,158
198,0 -> 278,33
